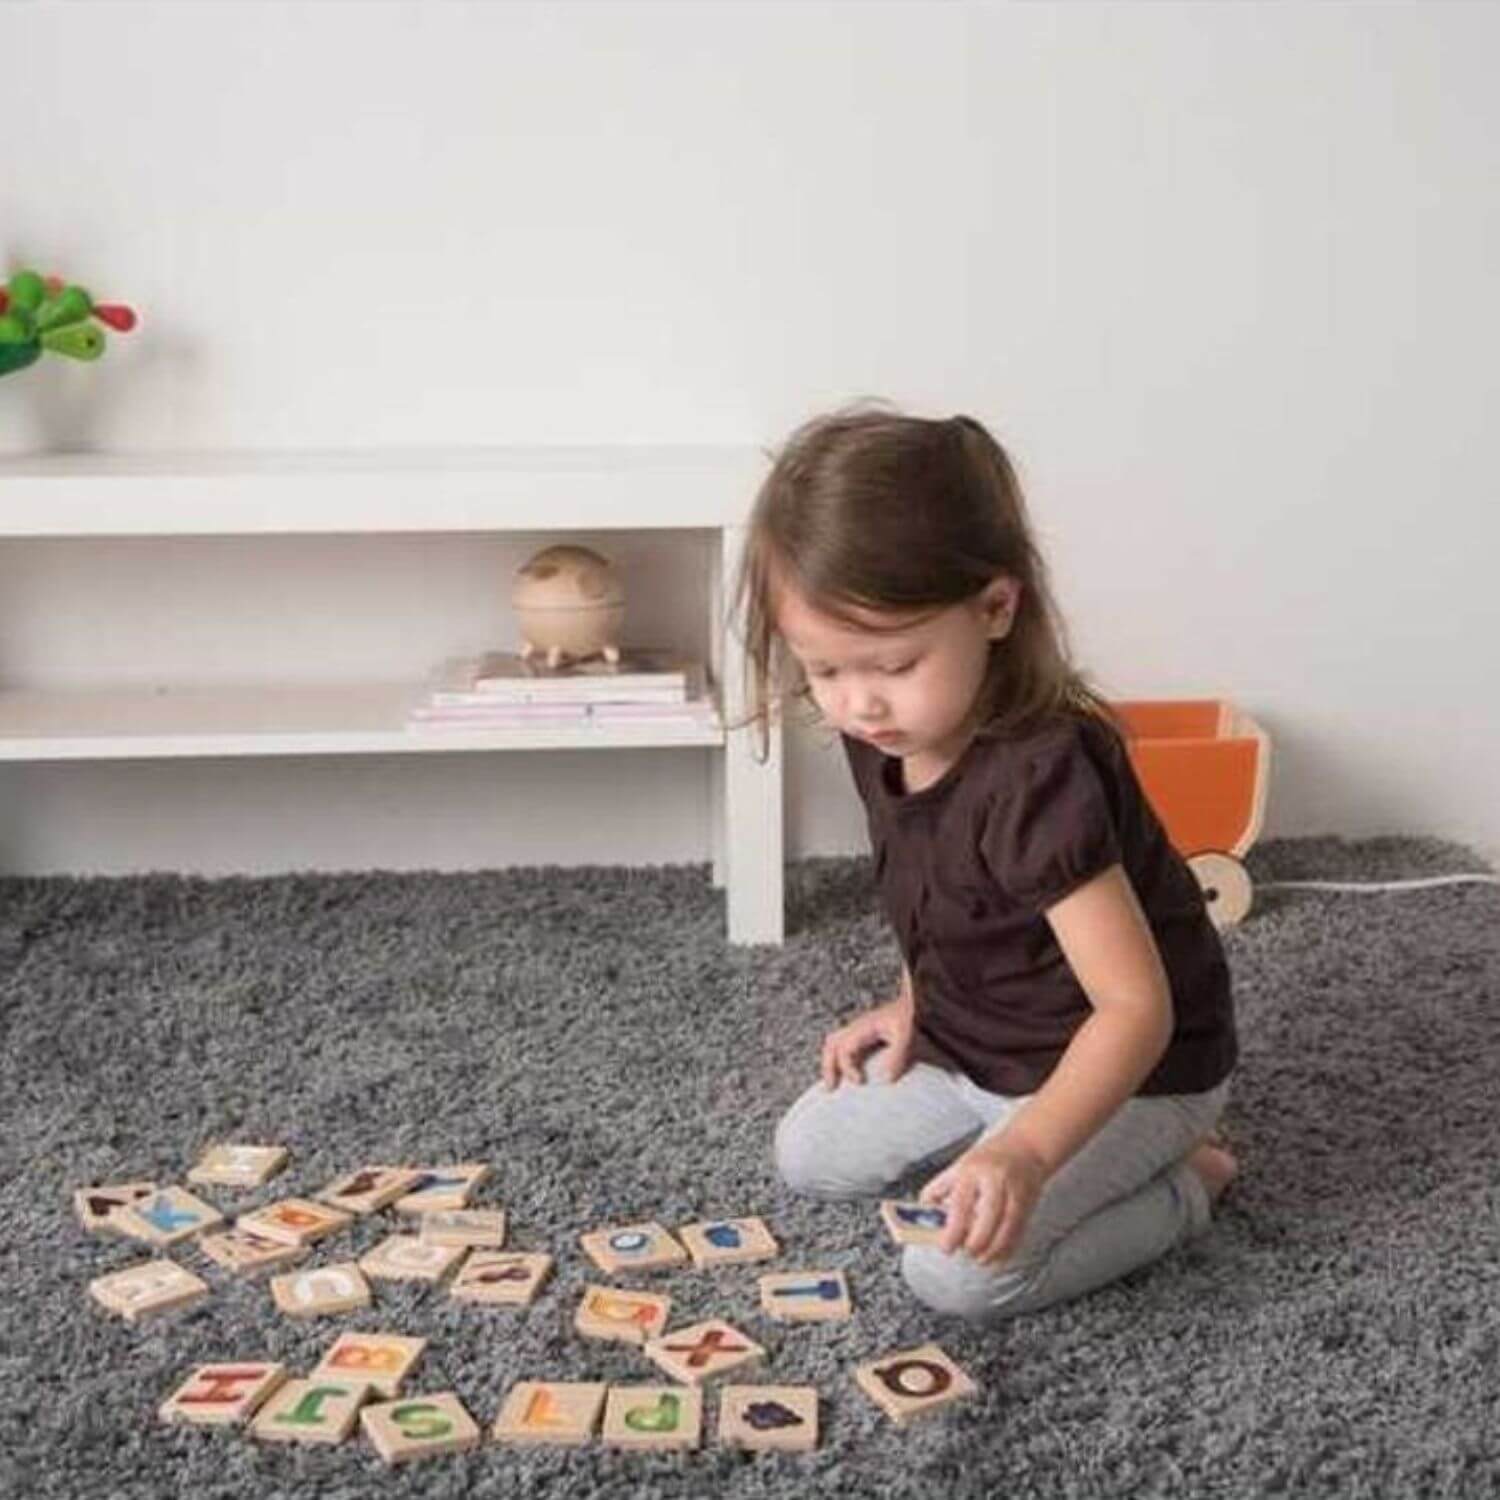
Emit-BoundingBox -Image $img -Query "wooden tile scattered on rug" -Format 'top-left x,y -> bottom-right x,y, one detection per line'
493,1381 -> 607,1447
360,1392 -> 482,1464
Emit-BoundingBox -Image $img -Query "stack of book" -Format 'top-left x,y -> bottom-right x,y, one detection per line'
408,649 -> 715,731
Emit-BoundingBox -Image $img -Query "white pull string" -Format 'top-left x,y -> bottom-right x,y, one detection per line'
1259,874 -> 1500,893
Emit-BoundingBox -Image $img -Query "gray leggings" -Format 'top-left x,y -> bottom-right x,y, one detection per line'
774,1047 -> 1230,1323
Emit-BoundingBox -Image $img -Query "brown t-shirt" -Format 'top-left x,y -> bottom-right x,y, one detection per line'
842,712 -> 1237,1097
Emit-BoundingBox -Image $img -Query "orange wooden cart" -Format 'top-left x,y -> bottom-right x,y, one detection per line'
1113,700 -> 1271,929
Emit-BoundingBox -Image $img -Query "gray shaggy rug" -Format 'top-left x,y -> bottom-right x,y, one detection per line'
1,836 -> 1497,1499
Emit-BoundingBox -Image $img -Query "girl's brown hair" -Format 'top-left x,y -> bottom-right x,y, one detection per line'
734,401 -> 1114,748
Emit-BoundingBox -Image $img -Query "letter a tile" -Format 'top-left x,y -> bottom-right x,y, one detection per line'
574,1285 -> 671,1345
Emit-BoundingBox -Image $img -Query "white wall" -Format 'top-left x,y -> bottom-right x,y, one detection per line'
2,0 -> 1497,876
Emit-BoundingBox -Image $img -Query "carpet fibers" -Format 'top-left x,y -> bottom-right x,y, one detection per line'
1,836 -> 1497,1498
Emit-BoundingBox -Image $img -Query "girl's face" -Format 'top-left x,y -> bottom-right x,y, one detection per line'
774,576 -> 1020,783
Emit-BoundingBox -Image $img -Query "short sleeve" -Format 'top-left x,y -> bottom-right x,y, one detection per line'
979,730 -> 1122,914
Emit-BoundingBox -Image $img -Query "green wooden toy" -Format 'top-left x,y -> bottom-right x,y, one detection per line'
0,269 -> 137,378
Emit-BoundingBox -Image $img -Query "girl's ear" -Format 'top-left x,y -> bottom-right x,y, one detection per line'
980,576 -> 1022,640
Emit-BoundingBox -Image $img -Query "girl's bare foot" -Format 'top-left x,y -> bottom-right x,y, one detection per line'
1186,1140 -> 1239,1204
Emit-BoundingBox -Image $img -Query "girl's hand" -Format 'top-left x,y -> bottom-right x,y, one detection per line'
919,1136 -> 1048,1264
820,990 -> 914,1090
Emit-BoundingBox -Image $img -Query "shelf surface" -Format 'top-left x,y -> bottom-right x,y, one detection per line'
0,684 -> 724,761
0,445 -> 767,537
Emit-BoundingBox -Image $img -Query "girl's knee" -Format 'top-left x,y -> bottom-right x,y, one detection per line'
774,1109 -> 852,1198
772,1109 -> 824,1195
901,1245 -> 1042,1323
773,1101 -> 885,1199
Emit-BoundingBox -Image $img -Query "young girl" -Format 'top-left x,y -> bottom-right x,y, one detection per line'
738,404 -> 1238,1323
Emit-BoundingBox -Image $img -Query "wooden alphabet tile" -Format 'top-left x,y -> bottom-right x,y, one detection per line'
573,1284 -> 671,1345
159,1362 -> 288,1426
601,1385 -> 703,1451
719,1384 -> 820,1452
250,1378 -> 370,1445
115,1187 -> 224,1248
89,1260 -> 209,1323
678,1216 -> 780,1268
393,1164 -> 490,1214
493,1381 -> 607,1447
759,1269 -> 853,1323
879,1199 -> 949,1248
237,1197 -> 353,1247
73,1182 -> 158,1235
317,1166 -> 422,1216
419,1208 -> 507,1248
269,1262 -> 372,1318
312,1331 -> 426,1398
644,1319 -> 764,1386
359,1235 -> 466,1284
187,1144 -> 289,1189
579,1221 -> 688,1275
197,1227 -> 308,1276
360,1392 -> 482,1464
852,1342 -> 978,1424
449,1251 -> 553,1306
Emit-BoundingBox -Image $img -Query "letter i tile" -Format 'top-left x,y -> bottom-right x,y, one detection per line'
250,1378 -> 371,1445
601,1386 -> 704,1451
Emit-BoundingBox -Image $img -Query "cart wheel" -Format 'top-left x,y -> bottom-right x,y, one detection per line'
1187,852 -> 1253,930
